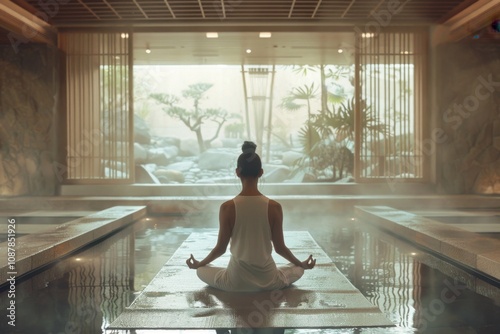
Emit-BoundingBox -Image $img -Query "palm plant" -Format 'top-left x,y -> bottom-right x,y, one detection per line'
297,97 -> 389,180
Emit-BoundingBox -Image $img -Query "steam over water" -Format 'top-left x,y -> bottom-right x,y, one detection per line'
1,212 -> 499,333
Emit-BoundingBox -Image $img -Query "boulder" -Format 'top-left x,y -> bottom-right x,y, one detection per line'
335,176 -> 355,183
198,149 -> 237,170
134,143 -> 148,163
180,138 -> 200,156
281,151 -> 303,166
154,168 -> 185,183
221,138 -> 241,148
147,146 -> 179,165
134,114 -> 151,144
263,165 -> 290,183
135,164 -> 160,184
156,136 -> 181,148
165,160 -> 195,172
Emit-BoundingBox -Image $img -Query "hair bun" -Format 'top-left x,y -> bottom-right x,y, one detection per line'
241,141 -> 257,153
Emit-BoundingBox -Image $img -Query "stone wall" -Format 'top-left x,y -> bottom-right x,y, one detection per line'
435,42 -> 500,194
0,43 -> 59,196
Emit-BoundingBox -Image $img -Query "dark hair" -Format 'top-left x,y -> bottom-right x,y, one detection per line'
237,141 -> 262,178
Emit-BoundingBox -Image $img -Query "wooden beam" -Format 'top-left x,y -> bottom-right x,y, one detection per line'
0,0 -> 56,46
432,0 -> 500,45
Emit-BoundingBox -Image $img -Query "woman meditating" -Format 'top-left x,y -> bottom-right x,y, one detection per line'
186,141 -> 316,292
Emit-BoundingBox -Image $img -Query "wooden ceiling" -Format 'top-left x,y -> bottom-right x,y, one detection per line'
18,0 -> 476,27
4,0 -> 497,65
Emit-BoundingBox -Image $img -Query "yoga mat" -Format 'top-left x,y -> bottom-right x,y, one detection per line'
108,231 -> 393,330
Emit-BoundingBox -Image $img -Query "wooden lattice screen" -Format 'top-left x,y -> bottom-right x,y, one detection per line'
59,32 -> 133,183
355,30 -> 427,182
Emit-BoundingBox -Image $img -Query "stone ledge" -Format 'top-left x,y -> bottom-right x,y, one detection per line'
354,206 -> 500,282
1,195 -> 500,216
0,206 -> 147,287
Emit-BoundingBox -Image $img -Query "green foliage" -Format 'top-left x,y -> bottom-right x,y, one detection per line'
280,83 -> 317,114
295,97 -> 388,180
150,83 -> 228,152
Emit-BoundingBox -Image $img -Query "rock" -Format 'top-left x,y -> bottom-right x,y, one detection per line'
163,146 -> 179,159
180,138 -> 200,156
208,139 -> 223,149
146,146 -> 178,166
156,136 -> 180,147
157,176 -> 169,184
335,176 -> 355,183
154,169 -> 185,183
221,138 -> 241,148
198,149 -> 237,170
134,114 -> 151,144
135,164 -> 160,184
165,161 -> 195,172
134,143 -> 148,163
262,165 -> 290,183
148,153 -> 167,166
281,151 -> 303,166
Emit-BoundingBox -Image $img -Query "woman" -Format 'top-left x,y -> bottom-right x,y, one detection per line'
186,141 -> 316,292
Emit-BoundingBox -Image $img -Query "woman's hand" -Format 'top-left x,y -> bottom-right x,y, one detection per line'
186,254 -> 201,269
300,255 -> 316,269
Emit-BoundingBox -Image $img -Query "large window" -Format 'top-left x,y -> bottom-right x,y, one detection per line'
133,64 -> 358,184
61,30 -> 427,185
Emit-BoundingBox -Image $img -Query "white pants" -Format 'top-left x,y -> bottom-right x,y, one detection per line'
197,263 -> 304,292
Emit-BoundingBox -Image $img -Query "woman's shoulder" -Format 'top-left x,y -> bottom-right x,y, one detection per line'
267,198 -> 282,210
221,199 -> 235,210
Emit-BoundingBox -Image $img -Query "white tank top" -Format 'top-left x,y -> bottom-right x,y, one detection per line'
230,195 -> 273,266
224,195 -> 289,291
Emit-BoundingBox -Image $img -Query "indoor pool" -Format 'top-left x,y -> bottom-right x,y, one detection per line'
1,211 -> 499,334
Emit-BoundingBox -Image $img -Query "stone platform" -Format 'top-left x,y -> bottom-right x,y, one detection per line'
0,206 -> 147,287
355,206 -> 500,282
107,231 -> 393,331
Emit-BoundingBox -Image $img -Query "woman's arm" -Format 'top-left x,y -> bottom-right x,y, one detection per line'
186,200 -> 234,269
269,200 -> 316,269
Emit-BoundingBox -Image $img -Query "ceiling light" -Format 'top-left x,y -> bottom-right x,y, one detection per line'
338,48 -> 344,53
120,33 -> 129,39
246,49 -> 252,54
206,32 -> 218,38
145,48 -> 151,54
259,32 -> 272,38
362,32 -> 375,38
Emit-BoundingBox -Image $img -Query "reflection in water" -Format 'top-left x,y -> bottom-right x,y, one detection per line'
186,287 -> 319,328
0,215 -> 499,334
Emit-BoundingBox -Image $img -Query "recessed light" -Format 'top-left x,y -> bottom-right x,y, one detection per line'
259,32 -> 272,38
146,48 -> 151,54
246,49 -> 252,54
338,48 -> 344,53
206,32 -> 219,38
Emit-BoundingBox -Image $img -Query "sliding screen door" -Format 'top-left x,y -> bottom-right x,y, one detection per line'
355,30 -> 427,183
60,32 -> 133,183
